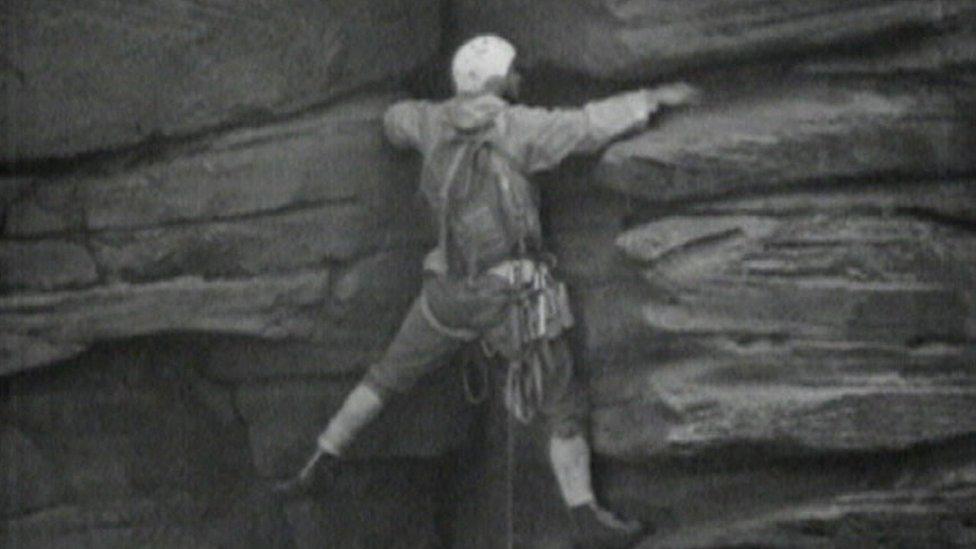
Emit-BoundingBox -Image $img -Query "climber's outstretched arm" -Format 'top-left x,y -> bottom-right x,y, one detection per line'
383,99 -> 437,151
502,82 -> 699,174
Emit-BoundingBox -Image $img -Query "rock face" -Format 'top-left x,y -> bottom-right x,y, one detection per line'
599,79 -> 976,202
456,0 -> 975,79
476,8 -> 974,542
3,1 -> 976,548
645,474 -> 976,548
0,338 -> 460,548
1,44 -> 455,547
1,0 -> 440,161
0,339 -> 288,548
0,272 -> 331,374
1,95 -> 428,372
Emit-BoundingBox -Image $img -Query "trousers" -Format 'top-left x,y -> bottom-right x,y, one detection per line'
362,271 -> 588,438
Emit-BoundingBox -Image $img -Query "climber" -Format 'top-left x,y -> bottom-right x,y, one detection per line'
278,34 -> 698,548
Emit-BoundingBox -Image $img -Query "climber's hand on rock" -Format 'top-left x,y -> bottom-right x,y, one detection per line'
648,82 -> 701,109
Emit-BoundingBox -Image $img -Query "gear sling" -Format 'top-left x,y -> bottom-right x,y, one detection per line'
419,123 -> 574,423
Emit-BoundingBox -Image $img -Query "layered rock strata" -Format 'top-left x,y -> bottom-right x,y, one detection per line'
1,0 -> 440,160
3,1 -> 976,547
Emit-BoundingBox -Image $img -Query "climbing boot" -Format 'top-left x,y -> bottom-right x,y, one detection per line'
570,501 -> 646,549
274,384 -> 383,499
273,447 -> 339,499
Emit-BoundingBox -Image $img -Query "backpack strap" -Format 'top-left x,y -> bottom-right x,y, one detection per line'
435,116 -> 535,277
436,136 -> 488,277
483,143 -> 532,258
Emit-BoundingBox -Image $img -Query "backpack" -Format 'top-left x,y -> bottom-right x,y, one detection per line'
419,125 -> 542,278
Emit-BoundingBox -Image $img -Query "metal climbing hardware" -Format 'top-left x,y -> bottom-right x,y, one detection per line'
480,259 -> 575,423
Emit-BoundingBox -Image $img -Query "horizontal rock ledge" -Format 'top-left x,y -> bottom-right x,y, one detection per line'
0,240 -> 99,292
687,179 -> 976,224
0,271 -> 330,375
457,0 -> 973,80
590,342 -> 976,407
1,0 -> 439,161
637,283 -> 970,343
616,207 -> 976,344
203,249 -> 424,381
598,80 -> 976,203
593,383 -> 976,459
83,202 -> 420,283
5,94 -> 418,237
797,10 -> 976,76
641,468 -> 976,548
2,203 -> 425,291
585,350 -> 976,470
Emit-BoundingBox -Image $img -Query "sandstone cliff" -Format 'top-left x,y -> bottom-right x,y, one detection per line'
3,1 -> 975,547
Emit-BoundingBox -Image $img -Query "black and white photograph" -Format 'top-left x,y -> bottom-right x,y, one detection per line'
2,1 -> 975,547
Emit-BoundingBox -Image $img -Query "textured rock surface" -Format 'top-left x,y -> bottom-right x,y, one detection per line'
799,9 -> 976,76
0,271 -> 332,374
236,369 -> 473,476
5,95 -> 418,236
0,339 -> 289,548
639,462 -> 976,548
1,95 -> 429,372
283,460 -> 451,549
4,2 -> 976,547
2,79 -> 458,547
0,240 -> 98,291
1,0 -> 439,160
583,181 -> 976,459
0,338 -> 458,548
512,99 -> 976,545
202,249 -> 424,381
456,0 -> 973,79
599,79 -> 976,202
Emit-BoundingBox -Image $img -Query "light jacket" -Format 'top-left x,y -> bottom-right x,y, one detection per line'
383,91 -> 654,273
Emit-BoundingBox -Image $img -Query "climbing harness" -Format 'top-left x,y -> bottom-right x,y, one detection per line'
456,258 -> 574,423
483,258 -> 575,423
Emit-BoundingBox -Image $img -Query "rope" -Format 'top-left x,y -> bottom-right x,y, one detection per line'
504,341 -> 552,424
461,344 -> 490,405
462,259 -> 569,422
473,259 -> 568,425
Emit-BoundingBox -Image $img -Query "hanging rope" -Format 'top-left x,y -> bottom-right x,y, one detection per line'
461,343 -> 490,405
480,259 -> 573,424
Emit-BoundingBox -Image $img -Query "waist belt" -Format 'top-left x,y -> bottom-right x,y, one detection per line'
419,291 -> 480,341
487,258 -> 540,286
418,257 -> 575,423
420,258 -> 548,341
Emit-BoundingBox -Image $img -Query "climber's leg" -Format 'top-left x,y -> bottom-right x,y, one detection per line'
542,338 -> 646,548
319,291 -> 468,456
316,384 -> 385,456
319,267 -> 511,459
277,282 -> 478,497
276,289 -> 467,496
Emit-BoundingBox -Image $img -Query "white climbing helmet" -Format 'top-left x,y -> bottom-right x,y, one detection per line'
451,34 -> 517,94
